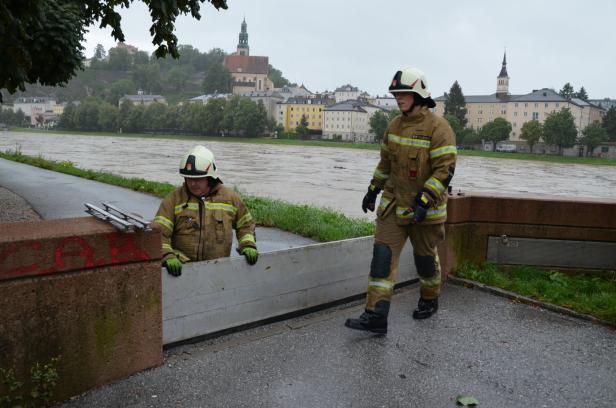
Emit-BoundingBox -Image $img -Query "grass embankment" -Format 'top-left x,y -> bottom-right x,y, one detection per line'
0,149 -> 373,242
11,127 -> 616,166
455,262 -> 616,324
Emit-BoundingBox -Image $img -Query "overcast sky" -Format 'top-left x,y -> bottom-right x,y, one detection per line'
84,0 -> 616,99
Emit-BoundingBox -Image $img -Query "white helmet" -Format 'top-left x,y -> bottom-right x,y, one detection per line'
179,146 -> 219,179
389,67 -> 435,107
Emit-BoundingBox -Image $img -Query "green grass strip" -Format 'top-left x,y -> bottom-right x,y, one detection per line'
11,128 -> 616,166
455,262 -> 616,324
0,149 -> 374,242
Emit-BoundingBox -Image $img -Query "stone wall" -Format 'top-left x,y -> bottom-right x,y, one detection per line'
0,217 -> 162,401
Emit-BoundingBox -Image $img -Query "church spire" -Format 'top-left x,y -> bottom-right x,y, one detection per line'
496,50 -> 509,98
498,51 -> 508,78
237,17 -> 249,56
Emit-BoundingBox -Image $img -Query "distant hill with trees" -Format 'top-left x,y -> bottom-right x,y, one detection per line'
4,44 -> 293,106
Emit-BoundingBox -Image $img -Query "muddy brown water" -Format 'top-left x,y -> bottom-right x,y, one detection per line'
2,132 -> 615,219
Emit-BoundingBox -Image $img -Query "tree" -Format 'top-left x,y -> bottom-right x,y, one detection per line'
602,106 -> 616,141
575,86 -> 589,101
133,51 -> 150,66
73,98 -> 101,130
480,117 -> 512,150
97,103 -> 119,131
58,103 -> 77,129
444,114 -> 463,142
296,114 -> 310,138
369,111 -> 389,143
107,79 -> 137,106
444,81 -> 468,127
520,120 -> 543,153
559,83 -> 575,100
579,122 -> 607,156
268,64 -> 291,88
92,43 -> 106,60
107,47 -> 132,70
202,98 -> 227,135
167,67 -> 189,92
0,1 -> 228,101
202,62 -> 232,94
132,65 -> 162,94
543,108 -> 577,154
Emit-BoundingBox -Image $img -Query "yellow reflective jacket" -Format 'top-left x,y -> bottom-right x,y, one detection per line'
153,184 -> 256,262
370,107 -> 457,225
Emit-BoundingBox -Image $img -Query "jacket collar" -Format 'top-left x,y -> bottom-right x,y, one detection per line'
400,106 -> 429,124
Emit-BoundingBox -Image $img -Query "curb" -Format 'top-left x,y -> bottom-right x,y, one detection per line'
447,276 -> 615,330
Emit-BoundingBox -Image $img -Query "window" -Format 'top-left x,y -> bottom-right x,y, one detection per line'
524,112 -> 528,117
515,103 -> 518,107
545,103 -> 549,108
514,112 -> 518,117
513,123 -> 517,127
525,103 -> 528,107
532,112 -> 539,120
534,103 -> 539,108
556,103 -> 560,107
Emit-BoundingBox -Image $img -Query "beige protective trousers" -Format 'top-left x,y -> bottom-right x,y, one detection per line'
365,211 -> 445,317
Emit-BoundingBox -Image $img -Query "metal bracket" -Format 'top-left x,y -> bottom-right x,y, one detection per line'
85,202 -> 151,232
499,234 -> 519,248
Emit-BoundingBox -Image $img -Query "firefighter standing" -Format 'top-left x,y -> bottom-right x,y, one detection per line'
154,146 -> 258,277
345,67 -> 457,334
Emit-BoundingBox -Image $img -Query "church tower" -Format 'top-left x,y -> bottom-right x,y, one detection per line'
496,51 -> 509,98
236,18 -> 249,56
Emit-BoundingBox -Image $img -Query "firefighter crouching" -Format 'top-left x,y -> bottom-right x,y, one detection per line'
153,145 -> 258,277
345,67 -> 457,334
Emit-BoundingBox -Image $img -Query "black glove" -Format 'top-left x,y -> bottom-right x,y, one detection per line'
362,185 -> 381,213
402,190 -> 431,224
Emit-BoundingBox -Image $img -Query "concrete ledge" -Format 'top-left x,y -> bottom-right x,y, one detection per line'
163,237 -> 417,345
0,217 -> 162,402
0,217 -> 160,281
441,193 -> 616,276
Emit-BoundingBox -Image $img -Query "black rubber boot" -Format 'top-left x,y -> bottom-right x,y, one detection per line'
412,298 -> 438,319
344,311 -> 387,334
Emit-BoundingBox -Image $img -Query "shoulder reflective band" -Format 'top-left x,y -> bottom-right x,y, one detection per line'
430,145 -> 457,159
236,212 -> 254,228
239,234 -> 256,245
425,177 -> 445,196
154,215 -> 174,231
388,134 -> 430,148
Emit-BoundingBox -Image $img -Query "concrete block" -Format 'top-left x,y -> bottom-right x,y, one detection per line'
0,261 -> 162,401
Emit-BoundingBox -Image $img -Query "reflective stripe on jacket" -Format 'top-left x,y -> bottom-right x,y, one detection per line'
370,107 -> 457,225
154,184 -> 256,262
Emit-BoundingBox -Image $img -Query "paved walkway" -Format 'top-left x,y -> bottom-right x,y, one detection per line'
60,283 -> 615,408
0,158 -> 316,253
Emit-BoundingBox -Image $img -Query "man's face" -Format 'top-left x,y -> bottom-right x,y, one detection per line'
185,177 -> 211,197
393,92 -> 415,112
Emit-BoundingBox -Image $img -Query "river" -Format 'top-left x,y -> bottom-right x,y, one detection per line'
2,131 -> 615,219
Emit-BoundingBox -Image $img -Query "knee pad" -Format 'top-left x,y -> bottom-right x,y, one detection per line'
414,254 -> 436,278
370,243 -> 392,278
